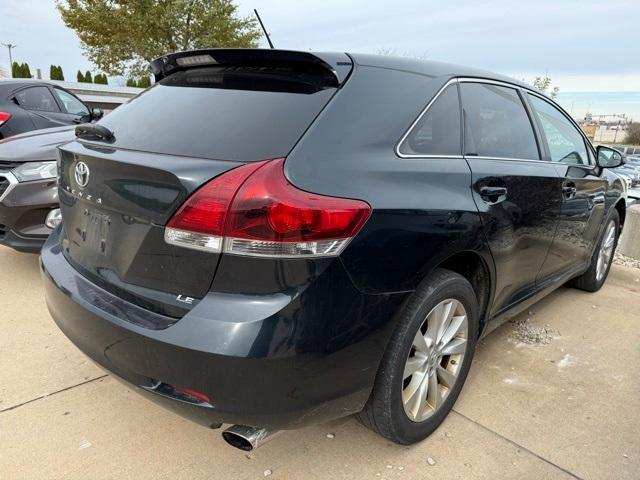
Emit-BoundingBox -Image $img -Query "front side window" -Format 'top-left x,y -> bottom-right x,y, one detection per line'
15,87 -> 59,112
398,84 -> 461,156
54,88 -> 89,116
460,83 -> 539,160
527,94 -> 589,165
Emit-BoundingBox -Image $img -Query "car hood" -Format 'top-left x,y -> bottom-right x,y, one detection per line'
0,126 -> 76,162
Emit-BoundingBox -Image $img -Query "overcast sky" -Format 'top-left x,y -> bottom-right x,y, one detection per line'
0,0 -> 638,91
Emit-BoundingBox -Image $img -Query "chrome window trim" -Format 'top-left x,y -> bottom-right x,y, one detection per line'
395,75 -> 596,167
395,78 -> 463,159
466,155 -> 546,164
466,155 -> 589,167
0,172 -> 18,204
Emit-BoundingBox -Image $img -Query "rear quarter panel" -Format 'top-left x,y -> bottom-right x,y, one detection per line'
285,64 -> 494,295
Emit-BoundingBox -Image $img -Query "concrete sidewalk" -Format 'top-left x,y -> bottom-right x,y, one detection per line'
0,247 -> 638,479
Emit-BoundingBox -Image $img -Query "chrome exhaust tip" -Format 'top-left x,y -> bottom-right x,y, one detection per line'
222,425 -> 280,451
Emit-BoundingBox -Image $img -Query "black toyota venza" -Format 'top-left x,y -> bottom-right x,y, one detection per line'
42,49 -> 626,450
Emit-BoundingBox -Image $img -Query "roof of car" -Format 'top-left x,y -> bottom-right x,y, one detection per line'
348,53 -> 532,89
150,49 -> 535,92
0,78 -> 56,86
0,79 -> 59,95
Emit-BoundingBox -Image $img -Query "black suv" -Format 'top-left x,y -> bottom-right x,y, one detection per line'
0,80 -> 102,139
42,50 -> 626,450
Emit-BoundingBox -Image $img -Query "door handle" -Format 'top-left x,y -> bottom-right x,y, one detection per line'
479,186 -> 508,204
562,183 -> 577,199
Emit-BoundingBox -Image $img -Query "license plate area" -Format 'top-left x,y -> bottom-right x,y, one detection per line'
79,209 -> 111,254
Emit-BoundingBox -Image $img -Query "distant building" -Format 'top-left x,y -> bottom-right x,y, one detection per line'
0,65 -> 9,79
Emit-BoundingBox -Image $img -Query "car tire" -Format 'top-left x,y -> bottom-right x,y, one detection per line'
357,268 -> 479,444
571,209 -> 620,293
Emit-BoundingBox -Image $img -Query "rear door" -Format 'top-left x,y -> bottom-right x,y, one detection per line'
526,93 -> 607,278
57,57 -> 347,320
460,80 -> 563,316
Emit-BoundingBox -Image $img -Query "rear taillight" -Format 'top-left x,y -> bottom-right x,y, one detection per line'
165,160 -> 267,252
0,112 -> 11,127
165,159 -> 371,257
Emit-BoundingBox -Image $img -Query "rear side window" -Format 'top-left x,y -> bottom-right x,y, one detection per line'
96,67 -> 337,161
398,85 -> 461,156
460,83 -> 539,160
15,87 -> 59,113
527,94 -> 588,165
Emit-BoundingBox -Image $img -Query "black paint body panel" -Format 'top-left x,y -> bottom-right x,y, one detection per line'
42,228 -> 405,429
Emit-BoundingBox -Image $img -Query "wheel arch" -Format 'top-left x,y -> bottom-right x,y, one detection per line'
614,198 -> 626,230
435,250 -> 494,335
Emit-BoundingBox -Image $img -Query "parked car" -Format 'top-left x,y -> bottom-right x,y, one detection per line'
614,170 -> 634,190
0,79 -> 103,139
612,145 -> 640,157
0,126 -> 75,252
41,49 -> 626,450
619,165 -> 640,186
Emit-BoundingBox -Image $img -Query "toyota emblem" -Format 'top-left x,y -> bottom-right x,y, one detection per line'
74,162 -> 90,189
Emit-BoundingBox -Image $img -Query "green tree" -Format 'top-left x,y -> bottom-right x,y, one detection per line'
626,123 -> 640,145
56,0 -> 261,77
126,78 -> 137,87
532,75 -> 559,99
13,62 -> 32,78
94,73 -> 108,84
84,70 -> 93,83
50,65 -> 65,80
138,76 -> 151,88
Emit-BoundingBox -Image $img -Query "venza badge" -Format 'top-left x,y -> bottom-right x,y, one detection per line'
74,161 -> 90,188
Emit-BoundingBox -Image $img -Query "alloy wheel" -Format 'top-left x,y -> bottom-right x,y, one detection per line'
402,299 -> 468,422
596,220 -> 616,282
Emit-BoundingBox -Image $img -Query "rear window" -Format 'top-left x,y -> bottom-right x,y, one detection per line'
96,67 -> 337,161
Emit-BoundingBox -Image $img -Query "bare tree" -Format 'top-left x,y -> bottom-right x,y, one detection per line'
377,47 -> 429,60
532,75 -> 559,99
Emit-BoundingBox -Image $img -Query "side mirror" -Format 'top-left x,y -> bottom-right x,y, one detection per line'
91,108 -> 104,121
596,145 -> 625,169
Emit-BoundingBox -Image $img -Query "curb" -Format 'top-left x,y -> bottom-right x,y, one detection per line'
609,264 -> 640,286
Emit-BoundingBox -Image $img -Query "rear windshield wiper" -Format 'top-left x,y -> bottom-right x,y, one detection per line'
75,124 -> 115,143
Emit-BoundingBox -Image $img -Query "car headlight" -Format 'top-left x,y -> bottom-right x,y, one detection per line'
13,161 -> 57,182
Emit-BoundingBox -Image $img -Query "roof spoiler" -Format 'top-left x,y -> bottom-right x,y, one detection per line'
149,49 -> 353,85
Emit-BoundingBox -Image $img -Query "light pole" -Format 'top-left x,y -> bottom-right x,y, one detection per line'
1,43 -> 17,78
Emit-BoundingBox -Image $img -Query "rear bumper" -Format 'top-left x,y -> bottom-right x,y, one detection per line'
41,228 -> 404,429
0,176 -> 57,253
